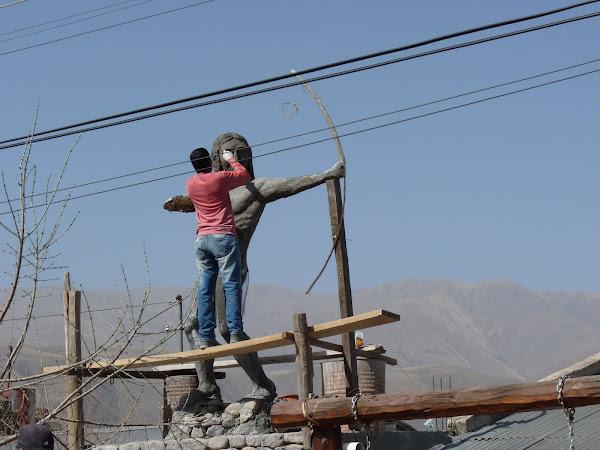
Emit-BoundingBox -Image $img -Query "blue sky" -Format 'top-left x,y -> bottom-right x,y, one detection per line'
0,0 -> 599,293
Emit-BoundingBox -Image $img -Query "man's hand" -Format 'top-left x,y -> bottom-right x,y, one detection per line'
330,161 -> 346,179
222,151 -> 235,162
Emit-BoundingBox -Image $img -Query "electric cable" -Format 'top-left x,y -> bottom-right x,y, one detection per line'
1,0 -> 599,149
2,56 -> 598,206
0,0 -> 164,45
0,0 -> 25,10
0,0 -> 140,37
1,66 -> 597,217
0,0 -> 217,57
7,299 -> 177,322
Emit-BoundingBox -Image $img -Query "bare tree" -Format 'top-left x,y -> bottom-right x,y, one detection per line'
0,112 -> 194,447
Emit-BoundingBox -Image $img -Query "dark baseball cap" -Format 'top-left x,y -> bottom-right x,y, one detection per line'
16,424 -> 54,450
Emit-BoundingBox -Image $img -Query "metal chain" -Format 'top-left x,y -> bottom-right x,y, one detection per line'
351,392 -> 371,450
557,375 -> 576,450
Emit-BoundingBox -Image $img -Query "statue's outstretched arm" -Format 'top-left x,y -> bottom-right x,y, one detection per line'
164,195 -> 194,212
258,161 -> 345,204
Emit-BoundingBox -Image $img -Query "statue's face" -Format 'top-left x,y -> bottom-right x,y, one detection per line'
217,137 -> 252,172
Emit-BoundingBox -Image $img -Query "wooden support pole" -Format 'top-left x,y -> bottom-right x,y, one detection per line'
293,313 -> 313,449
312,426 -> 342,450
327,178 -> 358,396
271,374 -> 600,428
63,273 -> 83,450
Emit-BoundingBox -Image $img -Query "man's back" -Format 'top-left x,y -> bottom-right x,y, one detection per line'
186,159 -> 250,235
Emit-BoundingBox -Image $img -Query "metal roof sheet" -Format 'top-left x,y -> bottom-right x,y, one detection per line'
431,405 -> 600,449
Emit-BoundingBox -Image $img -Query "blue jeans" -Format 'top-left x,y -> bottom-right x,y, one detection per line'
195,234 -> 244,344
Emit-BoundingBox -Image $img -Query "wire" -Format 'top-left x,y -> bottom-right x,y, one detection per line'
8,299 -> 179,322
1,0 -> 599,148
1,66 -> 597,217
2,56 -> 597,207
0,0 -> 140,37
0,0 -> 218,57
0,0 -> 164,45
0,0 -> 25,10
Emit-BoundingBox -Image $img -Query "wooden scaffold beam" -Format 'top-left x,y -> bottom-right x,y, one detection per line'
271,374 -> 600,428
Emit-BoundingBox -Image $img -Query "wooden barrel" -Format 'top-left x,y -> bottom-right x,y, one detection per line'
322,357 -> 386,396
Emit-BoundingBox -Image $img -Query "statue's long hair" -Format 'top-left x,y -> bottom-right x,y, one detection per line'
211,132 -> 255,179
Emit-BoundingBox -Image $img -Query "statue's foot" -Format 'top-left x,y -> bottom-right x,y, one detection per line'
197,338 -> 219,350
197,382 -> 222,401
177,389 -> 224,415
244,379 -> 277,402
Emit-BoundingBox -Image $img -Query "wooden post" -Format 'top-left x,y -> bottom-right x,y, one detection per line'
162,379 -> 169,438
63,273 -> 84,450
327,178 -> 359,395
312,426 -> 342,450
293,313 -> 313,449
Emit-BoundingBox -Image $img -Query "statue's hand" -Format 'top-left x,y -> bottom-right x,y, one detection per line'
331,161 -> 346,179
164,195 -> 195,213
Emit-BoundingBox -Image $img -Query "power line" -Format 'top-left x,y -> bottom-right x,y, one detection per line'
0,0 -> 25,10
0,0 -> 140,37
8,299 -> 178,322
2,56 -> 599,206
0,0 -> 164,45
0,0 -> 217,57
1,66 -> 597,217
1,0 -> 599,149
4,10 -> 600,152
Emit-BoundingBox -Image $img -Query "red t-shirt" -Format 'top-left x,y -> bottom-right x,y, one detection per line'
185,159 -> 251,236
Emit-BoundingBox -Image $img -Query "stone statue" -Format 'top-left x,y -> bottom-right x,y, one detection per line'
164,131 -> 345,404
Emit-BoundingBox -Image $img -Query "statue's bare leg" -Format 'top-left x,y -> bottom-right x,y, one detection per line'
183,311 -> 221,401
231,332 -> 277,400
215,274 -> 277,401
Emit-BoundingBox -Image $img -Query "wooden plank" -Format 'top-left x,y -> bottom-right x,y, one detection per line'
271,374 -> 600,428
43,310 -> 399,374
311,339 -> 397,366
309,310 -> 400,340
44,332 -> 295,374
78,368 -> 226,380
73,347 -> 395,379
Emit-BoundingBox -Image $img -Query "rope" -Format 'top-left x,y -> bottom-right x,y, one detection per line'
301,397 -> 322,428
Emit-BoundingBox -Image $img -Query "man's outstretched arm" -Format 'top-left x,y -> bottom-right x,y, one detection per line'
257,161 -> 345,204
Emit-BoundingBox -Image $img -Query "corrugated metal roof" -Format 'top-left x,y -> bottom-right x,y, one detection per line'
431,405 -> 600,449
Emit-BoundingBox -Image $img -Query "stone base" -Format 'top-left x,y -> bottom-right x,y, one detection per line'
93,431 -> 304,450
164,398 -> 276,442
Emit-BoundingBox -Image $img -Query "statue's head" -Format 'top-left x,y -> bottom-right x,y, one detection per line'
211,132 -> 255,179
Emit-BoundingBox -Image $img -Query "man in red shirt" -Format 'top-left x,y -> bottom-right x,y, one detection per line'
186,147 -> 251,349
